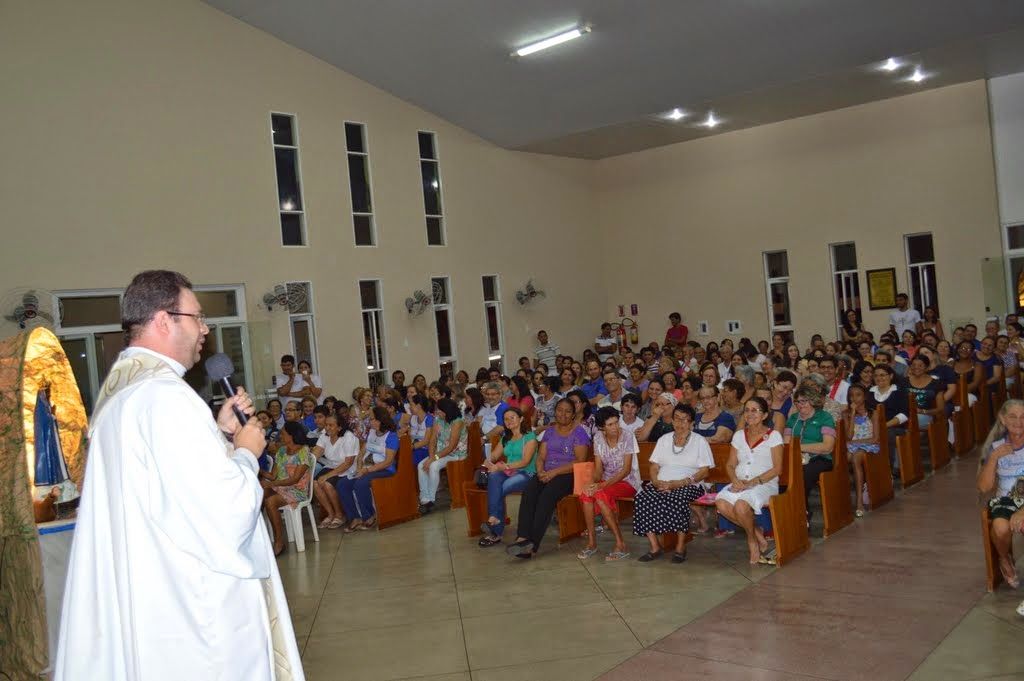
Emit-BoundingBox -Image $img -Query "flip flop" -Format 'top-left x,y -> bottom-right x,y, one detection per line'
478,534 -> 503,547
638,550 -> 663,562
577,547 -> 599,560
328,518 -> 346,529
317,518 -> 333,529
1000,557 -> 1020,589
671,551 -> 687,564
757,554 -> 777,566
605,550 -> 630,562
1016,600 -> 1024,617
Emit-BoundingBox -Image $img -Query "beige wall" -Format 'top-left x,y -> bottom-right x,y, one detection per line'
0,0 -> 606,393
592,81 -> 1003,348
0,1 -> 1007,398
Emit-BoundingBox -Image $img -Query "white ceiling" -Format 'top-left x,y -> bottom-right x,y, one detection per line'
204,1 -> 1024,158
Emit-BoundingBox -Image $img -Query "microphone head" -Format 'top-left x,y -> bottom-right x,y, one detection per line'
204,352 -> 235,381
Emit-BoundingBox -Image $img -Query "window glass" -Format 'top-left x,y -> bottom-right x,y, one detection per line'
60,295 -> 121,327
345,122 -> 365,153
765,251 -> 788,279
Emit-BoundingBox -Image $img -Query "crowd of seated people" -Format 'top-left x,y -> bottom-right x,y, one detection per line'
259,304 -> 1024,574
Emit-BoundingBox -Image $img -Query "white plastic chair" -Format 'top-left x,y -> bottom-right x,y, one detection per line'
279,467 -> 319,552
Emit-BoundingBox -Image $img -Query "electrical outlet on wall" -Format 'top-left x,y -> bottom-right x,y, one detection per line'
698,321 -> 710,335
726,320 -> 742,334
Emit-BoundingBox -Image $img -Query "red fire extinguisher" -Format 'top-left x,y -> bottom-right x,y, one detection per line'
620,317 -> 637,350
616,322 -> 627,351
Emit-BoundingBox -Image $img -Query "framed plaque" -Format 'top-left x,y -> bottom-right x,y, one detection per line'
866,268 -> 897,310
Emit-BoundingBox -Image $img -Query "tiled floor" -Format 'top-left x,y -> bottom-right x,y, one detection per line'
277,452 -> 1024,681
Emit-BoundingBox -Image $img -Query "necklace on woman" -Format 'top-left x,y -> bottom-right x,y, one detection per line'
672,433 -> 691,454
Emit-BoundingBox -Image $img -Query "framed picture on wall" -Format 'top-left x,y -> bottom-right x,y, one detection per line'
866,268 -> 898,309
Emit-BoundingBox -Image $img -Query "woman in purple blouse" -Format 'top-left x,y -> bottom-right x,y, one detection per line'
507,398 -> 589,559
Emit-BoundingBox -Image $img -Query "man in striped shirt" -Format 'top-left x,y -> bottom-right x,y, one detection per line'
534,330 -> 560,376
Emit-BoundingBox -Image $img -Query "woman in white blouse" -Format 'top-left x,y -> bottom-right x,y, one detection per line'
715,396 -> 784,566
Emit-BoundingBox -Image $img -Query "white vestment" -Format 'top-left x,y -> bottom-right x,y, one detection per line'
54,347 -> 304,681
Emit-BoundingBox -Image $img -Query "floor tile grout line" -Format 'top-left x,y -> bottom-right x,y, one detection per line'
577,553 -> 646,650
752,580 -> 987,609
897,603 -> 981,680
443,509 -> 474,677
637,646 -> 839,680
296,526 -> 345,656
463,649 -> 636,677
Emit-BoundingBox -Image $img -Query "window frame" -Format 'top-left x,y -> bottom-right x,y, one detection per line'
481,274 -> 505,373
344,120 -> 377,247
829,241 -> 861,339
762,250 -> 793,335
270,111 -> 309,248
357,278 -> 388,388
431,275 -> 457,374
418,130 -> 446,247
904,232 -> 938,314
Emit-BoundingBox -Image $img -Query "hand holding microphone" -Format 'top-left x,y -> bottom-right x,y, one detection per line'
206,353 -> 264,455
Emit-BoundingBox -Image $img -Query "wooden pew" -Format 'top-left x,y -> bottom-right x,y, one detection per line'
981,505 -> 1009,592
371,435 -> 421,529
926,412 -> 951,472
994,376 -> 1009,416
818,420 -> 853,537
973,384 -> 992,446
863,406 -> 894,510
446,422 -> 488,510
896,400 -> 924,489
954,373 -> 973,456
768,436 -> 810,565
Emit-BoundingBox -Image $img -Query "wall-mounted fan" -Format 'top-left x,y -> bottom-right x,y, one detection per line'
515,280 -> 546,305
404,290 -> 431,316
261,283 -> 308,312
1,289 -> 61,336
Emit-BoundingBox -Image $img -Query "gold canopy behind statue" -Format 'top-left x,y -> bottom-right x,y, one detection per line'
0,327 -> 87,680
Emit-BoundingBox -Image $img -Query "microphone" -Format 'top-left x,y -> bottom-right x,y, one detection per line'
205,352 -> 248,426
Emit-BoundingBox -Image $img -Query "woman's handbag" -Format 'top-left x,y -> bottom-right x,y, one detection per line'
474,467 -> 490,489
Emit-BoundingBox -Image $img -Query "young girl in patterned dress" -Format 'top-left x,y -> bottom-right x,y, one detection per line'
845,384 -> 880,517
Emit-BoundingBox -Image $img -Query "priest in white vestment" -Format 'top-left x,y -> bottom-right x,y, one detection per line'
55,270 -> 304,681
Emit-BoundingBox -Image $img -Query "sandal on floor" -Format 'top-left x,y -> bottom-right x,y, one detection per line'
577,547 -> 599,560
344,521 -> 363,534
638,550 -> 664,562
1000,557 -> 1020,589
855,509 -> 865,518
756,554 -> 777,566
317,518 -> 333,529
671,551 -> 687,564
328,518 -> 346,529
606,550 -> 630,562
478,534 -> 503,547
1017,600 -> 1024,617
273,543 -> 287,557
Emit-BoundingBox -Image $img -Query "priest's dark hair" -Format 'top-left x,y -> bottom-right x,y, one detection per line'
121,270 -> 193,342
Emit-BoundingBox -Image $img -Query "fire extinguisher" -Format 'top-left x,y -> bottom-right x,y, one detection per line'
620,317 -> 638,349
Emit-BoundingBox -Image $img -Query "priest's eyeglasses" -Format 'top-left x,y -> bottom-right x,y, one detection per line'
168,311 -> 208,325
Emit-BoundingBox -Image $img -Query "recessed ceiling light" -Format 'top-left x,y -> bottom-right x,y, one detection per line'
513,25 -> 591,57
879,57 -> 902,72
702,112 -> 720,129
662,108 -> 686,121
907,67 -> 928,83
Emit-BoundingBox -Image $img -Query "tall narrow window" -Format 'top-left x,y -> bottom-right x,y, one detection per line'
418,131 -> 445,246
482,275 -> 505,372
359,280 -> 387,389
905,233 -> 938,313
763,251 -> 792,336
830,242 -> 861,337
285,282 -> 318,370
345,122 -> 376,246
271,113 -> 306,246
432,276 -> 456,376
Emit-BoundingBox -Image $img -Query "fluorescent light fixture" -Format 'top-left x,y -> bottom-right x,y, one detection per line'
662,108 -> 686,121
879,57 -> 902,72
906,67 -> 927,83
513,25 -> 590,57
701,112 -> 720,129
488,354 -> 502,361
